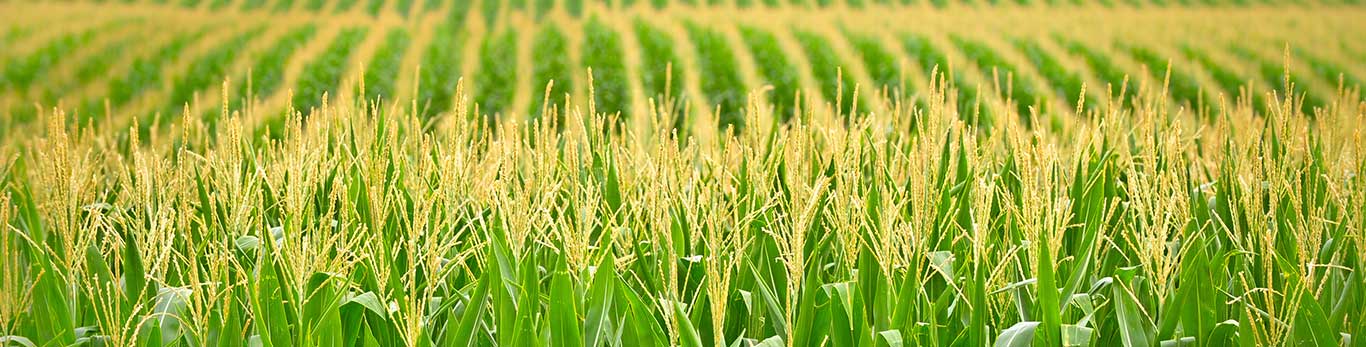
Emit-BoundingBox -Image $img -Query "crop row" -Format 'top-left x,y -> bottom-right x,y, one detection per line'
581,17 -> 630,119
738,26 -> 801,122
686,22 -> 747,129
4,14 -> 1359,135
530,24 -> 573,120
634,19 -> 686,120
290,27 -> 370,116
361,27 -> 411,103
163,26 -> 268,122
228,24 -> 318,118
473,29 -> 518,120
86,0 -> 1360,19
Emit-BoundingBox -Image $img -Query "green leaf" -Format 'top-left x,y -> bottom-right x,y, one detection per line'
346,292 -> 389,319
0,336 -> 37,347
550,263 -> 584,347
754,335 -> 785,347
585,249 -> 617,347
1112,278 -> 1154,347
303,272 -> 344,346
671,299 -> 705,347
251,239 -> 294,347
442,270 -> 490,347
1291,289 -> 1337,346
875,330 -> 902,347
1060,324 -> 1093,347
994,321 -> 1039,347
749,264 -> 789,339
1037,235 -> 1061,347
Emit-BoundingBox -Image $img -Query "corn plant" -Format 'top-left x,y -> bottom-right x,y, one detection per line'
417,21 -> 464,119
952,35 -> 1044,122
1228,44 -> 1327,114
738,25 -> 801,122
361,27 -> 412,103
902,32 -> 987,124
1124,43 -> 1210,113
845,30 -> 906,99
225,23 -> 316,120
634,19 -> 685,111
1015,38 -> 1094,113
685,21 -> 747,129
473,28 -> 519,120
581,17 -> 630,118
530,24 -> 573,120
163,26 -> 267,120
1056,36 -> 1137,108
794,30 -> 863,118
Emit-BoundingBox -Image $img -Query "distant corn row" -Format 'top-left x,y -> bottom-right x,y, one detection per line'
1,4 -> 1364,139
24,0 -> 1366,17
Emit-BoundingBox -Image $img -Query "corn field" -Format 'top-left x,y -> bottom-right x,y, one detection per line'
1,0 -> 1364,346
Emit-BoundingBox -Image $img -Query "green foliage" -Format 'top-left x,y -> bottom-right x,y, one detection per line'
474,29 -> 518,119
739,25 -> 800,121
1015,38 -> 1093,112
1057,37 -> 1137,107
417,21 -> 464,119
4,80 -> 1360,347
334,0 -> 359,12
292,27 -> 369,113
685,22 -> 747,129
1294,48 -> 1362,95
1228,44 -> 1325,114
232,24 -> 317,111
566,0 -> 584,16
3,30 -> 94,93
4,6 -> 1366,347
845,31 -> 906,97
535,0 -> 554,18
163,26 -> 266,120
425,0 -> 444,11
1125,43 -> 1210,113
483,0 -> 502,27
952,35 -> 1043,121
901,33 -> 986,124
634,20 -> 685,104
530,24 -> 573,120
394,0 -> 414,16
106,29 -> 205,109
272,0 -> 294,13
1180,44 -> 1268,113
794,30 -> 862,117
366,0 -> 385,16
240,0 -> 267,10
581,17 -> 630,117
361,27 -> 411,102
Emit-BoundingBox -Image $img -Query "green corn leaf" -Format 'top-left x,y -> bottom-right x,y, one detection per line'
672,299 -> 706,347
251,239 -> 294,347
1291,288 -> 1338,346
749,264 -> 789,339
1060,324 -> 1093,347
442,270 -> 490,347
1112,277 -> 1154,347
550,261 -> 585,347
994,321 -> 1039,347
586,248 -> 617,347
